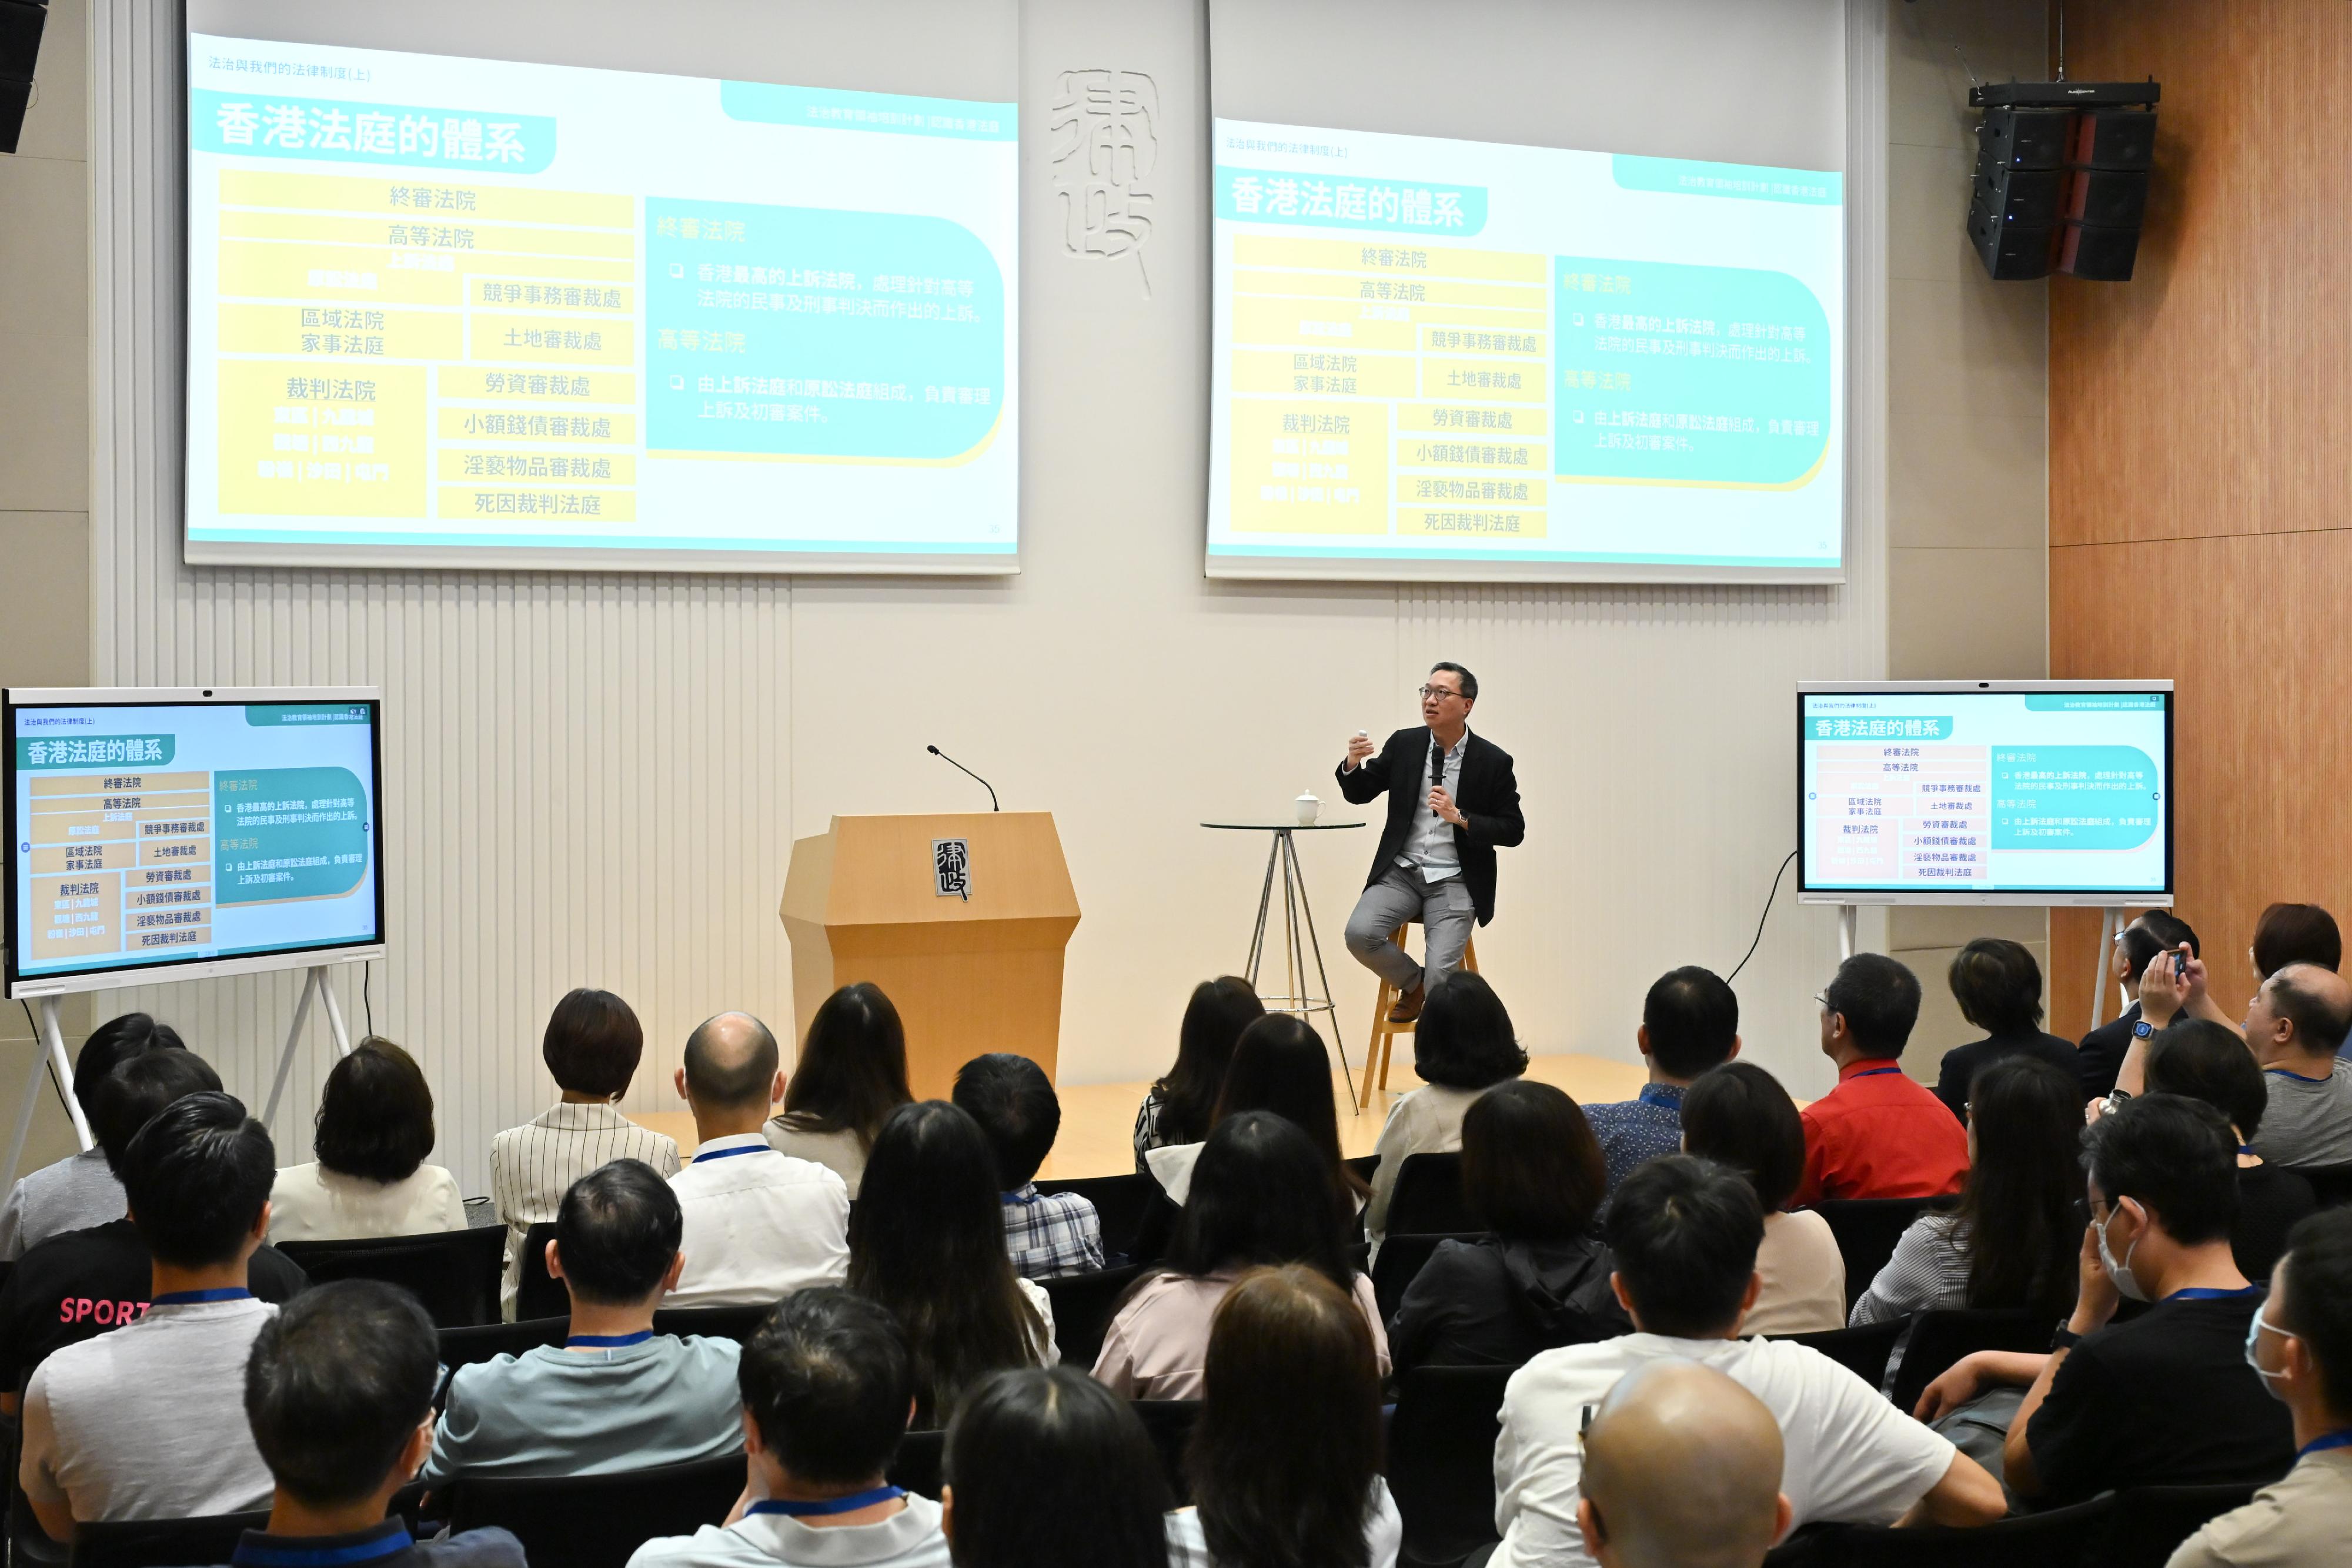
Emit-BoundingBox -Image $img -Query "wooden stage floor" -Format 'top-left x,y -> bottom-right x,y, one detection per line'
629,1052 -> 1649,1182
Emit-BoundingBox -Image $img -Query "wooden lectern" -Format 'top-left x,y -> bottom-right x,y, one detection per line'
780,813 -> 1081,1100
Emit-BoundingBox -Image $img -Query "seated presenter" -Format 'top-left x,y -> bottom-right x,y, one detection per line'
1339,661 -> 1525,1022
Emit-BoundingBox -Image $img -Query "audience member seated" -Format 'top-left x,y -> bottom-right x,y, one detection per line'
2171,1208 -> 2352,1568
2240,965 -> 2352,1169
764,982 -> 914,1199
2078,911 -> 2199,1099
1389,1080 -> 1628,1373
848,1101 -> 1056,1427
1172,1266 -> 1401,1568
425,1160 -> 743,1486
2117,931 -> 2244,1097
0,1051 -> 305,1410
492,988 -> 679,1317
629,1288 -> 947,1568
1133,977 -> 1264,1173
20,1091 -> 288,1536
1097,1112 -> 1387,1399
1576,1361 -> 1790,1568
669,1012 -> 849,1308
2144,1020 -> 2317,1282
953,1054 -> 1103,1281
1583,967 -> 1740,1193
1931,939 -> 2084,1122
1368,971 -> 1527,1241
1491,1155 -> 2002,1568
222,1280 -> 526,1568
0,1011 -> 179,1260
1850,1056 -> 2082,1332
2250,901 -> 2341,983
942,1367 -> 1169,1568
1682,1062 -> 1844,1333
1915,1095 -> 2294,1507
269,1038 -> 466,1242
1144,1014 -> 1367,1211
1793,954 -> 1967,1205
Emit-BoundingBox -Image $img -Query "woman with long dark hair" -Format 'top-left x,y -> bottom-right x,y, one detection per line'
944,1367 -> 1172,1568
1134,978 -> 1265,1172
1367,971 -> 1526,1242
1144,1014 -> 1367,1209
1097,1111 -> 1385,1400
1850,1054 -> 2083,1326
848,1101 -> 1054,1426
1682,1061 -> 1845,1333
767,982 -> 914,1198
1174,1265 -> 1399,1568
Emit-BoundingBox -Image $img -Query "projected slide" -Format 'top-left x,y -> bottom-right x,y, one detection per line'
183,34 -> 1017,572
1799,689 -> 2171,898
6,700 -> 382,985
1207,119 -> 1844,580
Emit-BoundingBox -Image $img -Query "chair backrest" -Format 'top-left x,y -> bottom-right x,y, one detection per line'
1886,1306 -> 2047,1418
1774,1319 -> 1904,1390
890,1428 -> 946,1499
1041,1262 -> 1142,1372
443,1453 -> 746,1568
1387,1363 -> 1515,1567
652,1303 -> 771,1344
437,1315 -> 570,1382
1809,1198 -> 1940,1312
2098,1482 -> 2263,1568
275,1225 -> 509,1328
71,1510 -> 270,1568
1132,1399 -> 1202,1505
1345,1153 -> 1382,1187
2290,1161 -> 2352,1208
1388,1153 -> 1476,1235
1372,1232 -> 1485,1322
1835,1492 -> 2113,1566
1036,1172 -> 1159,1265
516,1221 -> 567,1321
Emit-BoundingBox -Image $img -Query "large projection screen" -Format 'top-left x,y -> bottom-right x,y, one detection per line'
182,1 -> 1018,574
1206,0 -> 1847,583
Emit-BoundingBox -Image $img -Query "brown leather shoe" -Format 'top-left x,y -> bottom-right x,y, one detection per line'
1387,983 -> 1426,1024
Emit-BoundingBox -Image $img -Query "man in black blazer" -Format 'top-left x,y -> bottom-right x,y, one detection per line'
1337,661 -> 1525,1021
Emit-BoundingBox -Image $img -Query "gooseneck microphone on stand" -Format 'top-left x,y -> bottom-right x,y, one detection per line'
926,745 -> 1000,811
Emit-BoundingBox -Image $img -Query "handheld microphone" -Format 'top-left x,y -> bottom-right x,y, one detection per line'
926,745 -> 1000,812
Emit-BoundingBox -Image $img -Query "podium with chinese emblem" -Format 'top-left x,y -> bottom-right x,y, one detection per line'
780,813 -> 1081,1099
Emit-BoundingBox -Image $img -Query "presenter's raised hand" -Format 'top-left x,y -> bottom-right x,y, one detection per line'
1428,786 -> 1466,827
1345,731 -> 1375,768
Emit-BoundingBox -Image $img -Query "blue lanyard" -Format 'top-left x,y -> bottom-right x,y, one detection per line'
151,1288 -> 253,1307
233,1526 -> 413,1566
1636,1084 -> 1683,1109
2167,1286 -> 2264,1302
2300,1430 -> 2352,1460
693,1144 -> 770,1164
2267,1068 -> 2333,1085
1849,1066 -> 1902,1079
748,1485 -> 904,1517
566,1330 -> 653,1348
1002,1186 -> 1038,1205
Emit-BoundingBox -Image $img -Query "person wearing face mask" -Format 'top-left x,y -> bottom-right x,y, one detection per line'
1914,1095 -> 2294,1509
2170,1208 -> 2352,1567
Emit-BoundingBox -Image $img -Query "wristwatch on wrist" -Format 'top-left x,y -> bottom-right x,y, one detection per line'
2133,1018 -> 2154,1040
2051,1322 -> 2084,1352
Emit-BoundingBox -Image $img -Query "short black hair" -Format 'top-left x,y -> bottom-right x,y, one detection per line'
1605,1155 -> 1765,1337
946,1368 -> 1172,1568
1642,968 -> 1739,1079
1460,1081 -> 1605,1241
120,1091 -> 275,1268
2267,965 -> 2352,1052
1428,661 -> 1478,701
1822,953 -> 1922,1057
74,1013 -> 183,1118
2146,1019 -> 2270,1137
542,987 -> 644,1099
2254,903 -> 2341,978
554,1159 -> 683,1306
2121,910 -> 2200,977
741,1288 -> 914,1487
1679,1062 -> 1808,1213
1947,938 -> 2045,1035
2083,1092 -> 2237,1246
90,1049 -> 222,1175
683,1012 -> 781,1111
2281,1208 -> 2352,1421
314,1038 -> 436,1183
951,1053 -> 1062,1190
246,1280 -> 437,1507
1412,973 -> 1528,1091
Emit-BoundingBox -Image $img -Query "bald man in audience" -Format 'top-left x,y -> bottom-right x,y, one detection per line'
2242,965 -> 2352,1169
1578,1361 -> 1790,1568
666,1012 -> 848,1308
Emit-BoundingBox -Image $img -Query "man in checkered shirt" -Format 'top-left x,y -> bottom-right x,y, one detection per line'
953,1054 -> 1104,1281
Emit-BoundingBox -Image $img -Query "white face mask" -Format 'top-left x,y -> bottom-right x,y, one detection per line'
2097,1204 -> 2150,1302
2245,1306 -> 2293,1399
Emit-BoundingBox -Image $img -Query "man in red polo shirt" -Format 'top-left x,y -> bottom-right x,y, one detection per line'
1793,954 -> 1968,1205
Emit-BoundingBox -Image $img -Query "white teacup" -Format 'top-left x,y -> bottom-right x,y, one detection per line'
1294,792 -> 1322,825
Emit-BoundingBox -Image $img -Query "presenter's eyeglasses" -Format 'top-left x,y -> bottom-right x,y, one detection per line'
1419,684 -> 1465,700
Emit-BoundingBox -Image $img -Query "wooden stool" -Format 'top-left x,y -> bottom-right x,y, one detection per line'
1360,925 -> 1478,1109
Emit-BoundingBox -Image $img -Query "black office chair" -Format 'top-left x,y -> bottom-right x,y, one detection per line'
275,1226 -> 508,1327
1827,1492 -> 2114,1565
651,1303 -> 771,1344
1809,1198 -> 1942,1312
70,1509 -> 269,1568
1345,1153 -> 1382,1187
1035,1172 -> 1159,1263
437,1316 -> 569,1386
1372,1232 -> 1485,1322
1132,1399 -> 1202,1504
2097,1482 -> 2263,1568
888,1429 -> 946,1499
441,1454 -> 745,1568
515,1221 -> 567,1321
1886,1306 -> 2047,1417
1776,1319 -> 1904,1390
1387,1154 -> 1477,1235
1041,1262 -> 1142,1372
1387,1363 -> 1514,1568
2287,1161 -> 2352,1208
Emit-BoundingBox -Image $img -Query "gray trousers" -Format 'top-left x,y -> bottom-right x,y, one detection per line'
1344,862 -> 1475,994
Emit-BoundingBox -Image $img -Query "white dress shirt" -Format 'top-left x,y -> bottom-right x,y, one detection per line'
490,1101 -> 680,1317
1401,728 -> 1469,881
667,1134 -> 850,1309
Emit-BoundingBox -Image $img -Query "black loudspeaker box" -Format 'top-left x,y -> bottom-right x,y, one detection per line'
1975,166 -> 2060,228
1969,199 -> 2053,280
2066,109 -> 2157,171
1977,107 -> 2070,172
2061,169 -> 2148,228
2057,222 -> 2141,281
